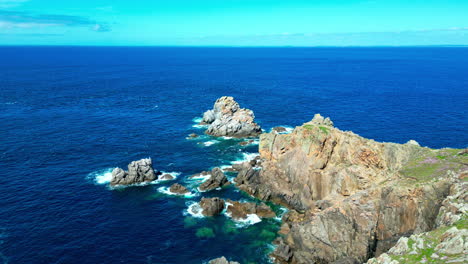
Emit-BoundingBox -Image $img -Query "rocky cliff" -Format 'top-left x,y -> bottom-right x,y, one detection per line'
234,114 -> 468,263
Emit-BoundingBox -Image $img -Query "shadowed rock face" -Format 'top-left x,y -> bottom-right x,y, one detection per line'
199,167 -> 229,192
201,96 -> 261,138
169,183 -> 189,194
200,197 -> 226,217
110,158 -> 158,186
234,114 -> 468,264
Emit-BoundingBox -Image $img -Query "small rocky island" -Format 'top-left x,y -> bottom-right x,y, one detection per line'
110,158 -> 159,186
200,96 -> 262,137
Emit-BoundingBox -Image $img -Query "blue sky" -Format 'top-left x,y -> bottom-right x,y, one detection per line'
0,0 -> 467,46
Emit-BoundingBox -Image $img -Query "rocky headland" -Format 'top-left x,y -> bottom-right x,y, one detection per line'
200,96 -> 262,138
233,113 -> 467,263
110,158 -> 159,186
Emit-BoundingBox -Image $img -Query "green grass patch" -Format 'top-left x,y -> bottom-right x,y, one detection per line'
303,124 -> 314,130
319,126 -> 329,134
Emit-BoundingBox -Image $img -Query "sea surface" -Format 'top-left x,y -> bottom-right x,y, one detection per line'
0,47 -> 467,264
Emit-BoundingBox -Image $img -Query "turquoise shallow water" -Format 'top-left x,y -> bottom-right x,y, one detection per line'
0,47 -> 467,264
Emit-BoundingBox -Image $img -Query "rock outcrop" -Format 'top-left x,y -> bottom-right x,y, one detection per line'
226,200 -> 276,220
208,256 -> 240,264
234,114 -> 468,263
198,168 -> 229,192
199,197 -> 226,217
159,173 -> 175,181
201,96 -> 261,138
110,158 -> 158,186
169,183 -> 189,194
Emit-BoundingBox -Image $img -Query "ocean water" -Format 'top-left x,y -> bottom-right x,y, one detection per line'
0,47 -> 467,264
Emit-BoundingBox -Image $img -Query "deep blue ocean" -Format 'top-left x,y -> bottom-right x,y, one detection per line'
0,47 -> 467,264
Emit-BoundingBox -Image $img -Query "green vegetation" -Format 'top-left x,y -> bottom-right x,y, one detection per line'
303,124 -> 314,130
319,126 -> 329,134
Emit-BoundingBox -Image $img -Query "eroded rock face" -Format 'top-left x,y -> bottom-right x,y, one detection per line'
234,114 -> 467,264
226,200 -> 276,220
110,158 -> 158,186
201,96 -> 261,138
169,183 -> 189,194
199,197 -> 225,216
199,168 -> 229,192
208,256 -> 240,264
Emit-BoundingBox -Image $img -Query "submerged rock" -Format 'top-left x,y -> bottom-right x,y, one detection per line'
201,96 -> 261,138
159,173 -> 175,181
208,256 -> 240,264
110,158 -> 158,186
199,197 -> 225,216
169,183 -> 189,194
198,167 -> 229,192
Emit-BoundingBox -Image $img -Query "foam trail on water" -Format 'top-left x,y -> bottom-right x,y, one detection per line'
184,201 -> 205,218
192,117 -> 208,129
203,140 -> 219,146
89,168 -> 114,185
157,187 -> 198,198
231,152 -> 259,165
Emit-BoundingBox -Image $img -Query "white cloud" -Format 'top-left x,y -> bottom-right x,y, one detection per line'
0,20 -> 58,29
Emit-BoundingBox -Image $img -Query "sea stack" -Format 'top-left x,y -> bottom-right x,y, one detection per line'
110,158 -> 158,186
201,96 -> 261,137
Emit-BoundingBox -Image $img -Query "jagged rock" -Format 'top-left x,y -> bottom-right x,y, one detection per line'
272,126 -> 287,133
387,237 -> 409,255
366,253 -> 399,264
435,182 -> 468,227
199,197 -> 225,217
271,240 -> 293,263
306,113 -> 334,127
202,96 -> 261,138
159,174 -> 175,180
208,256 -> 240,264
233,114 -> 467,264
199,168 -> 229,192
435,227 -> 468,255
169,183 -> 189,194
226,200 -> 275,220
110,158 -> 158,186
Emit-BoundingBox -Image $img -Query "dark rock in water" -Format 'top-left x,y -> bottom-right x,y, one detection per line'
226,200 -> 275,219
199,167 -> 229,192
458,148 -> 468,155
201,96 -> 262,138
272,126 -> 287,133
239,139 -> 254,146
187,133 -> 199,139
110,158 -> 157,186
169,183 -> 189,194
208,256 -> 240,264
199,197 -> 225,216
159,174 -> 175,181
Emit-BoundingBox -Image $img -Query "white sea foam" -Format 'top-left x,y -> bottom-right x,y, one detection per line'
223,201 -> 262,227
231,152 -> 259,165
188,173 -> 211,182
272,126 -> 294,134
274,207 -> 289,221
89,168 -> 114,184
89,169 -> 181,187
157,187 -> 198,198
203,140 -> 220,146
156,172 -> 181,182
184,201 -> 205,218
192,117 -> 208,129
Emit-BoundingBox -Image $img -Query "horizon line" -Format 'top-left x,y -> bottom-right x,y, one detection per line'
1,44 -> 468,48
